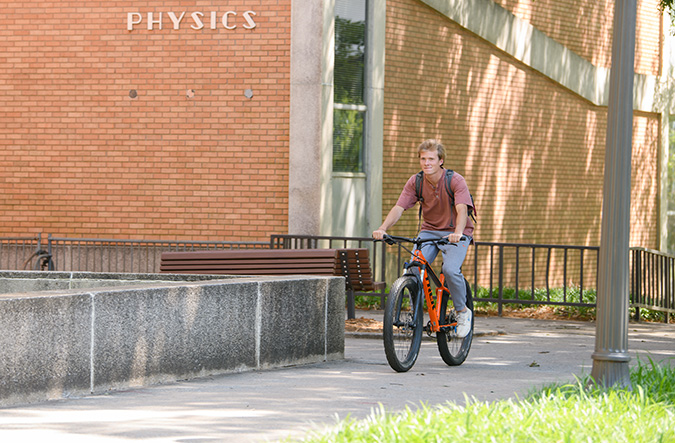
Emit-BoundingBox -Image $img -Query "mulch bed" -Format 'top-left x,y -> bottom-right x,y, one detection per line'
345,306 -> 595,333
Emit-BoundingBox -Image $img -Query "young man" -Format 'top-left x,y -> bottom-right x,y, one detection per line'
372,139 -> 475,337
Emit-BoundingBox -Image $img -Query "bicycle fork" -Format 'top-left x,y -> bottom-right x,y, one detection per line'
392,274 -> 424,329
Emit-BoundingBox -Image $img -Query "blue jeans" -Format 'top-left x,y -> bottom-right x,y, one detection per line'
415,230 -> 472,311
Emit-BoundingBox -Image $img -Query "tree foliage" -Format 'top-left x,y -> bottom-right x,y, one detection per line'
660,0 -> 675,32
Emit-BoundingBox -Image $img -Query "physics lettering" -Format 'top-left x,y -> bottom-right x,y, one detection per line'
127,11 -> 257,31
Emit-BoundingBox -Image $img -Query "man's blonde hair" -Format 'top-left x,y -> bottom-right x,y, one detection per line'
417,139 -> 445,162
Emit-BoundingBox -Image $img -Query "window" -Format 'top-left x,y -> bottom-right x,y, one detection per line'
334,0 -> 367,173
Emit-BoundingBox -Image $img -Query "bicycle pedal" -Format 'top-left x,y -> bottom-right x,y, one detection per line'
425,321 -> 433,337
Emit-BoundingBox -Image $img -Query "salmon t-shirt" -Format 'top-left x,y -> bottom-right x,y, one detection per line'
396,170 -> 474,237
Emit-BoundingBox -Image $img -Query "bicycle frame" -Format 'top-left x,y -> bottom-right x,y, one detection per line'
396,238 -> 457,334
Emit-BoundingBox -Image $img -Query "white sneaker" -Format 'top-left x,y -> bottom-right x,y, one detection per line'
455,308 -> 472,338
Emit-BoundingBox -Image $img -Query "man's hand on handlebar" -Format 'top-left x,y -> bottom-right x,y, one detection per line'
372,229 -> 387,240
445,232 -> 464,243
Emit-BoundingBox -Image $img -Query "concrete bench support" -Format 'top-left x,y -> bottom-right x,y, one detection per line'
0,272 -> 345,407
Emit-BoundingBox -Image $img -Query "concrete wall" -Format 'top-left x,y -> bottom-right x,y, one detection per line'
0,272 -> 345,407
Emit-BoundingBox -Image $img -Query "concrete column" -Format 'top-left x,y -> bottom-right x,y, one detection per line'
289,0 -> 334,235
365,0 -> 386,236
590,0 -> 636,389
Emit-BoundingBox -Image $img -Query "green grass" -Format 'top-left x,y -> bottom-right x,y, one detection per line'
471,285 -> 599,320
354,294 -> 385,310
474,285 -> 597,307
634,308 -> 675,323
290,358 -> 675,442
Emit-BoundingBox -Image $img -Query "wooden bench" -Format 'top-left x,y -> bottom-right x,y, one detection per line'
160,248 -> 385,319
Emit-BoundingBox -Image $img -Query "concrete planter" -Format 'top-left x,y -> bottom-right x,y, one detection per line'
0,271 -> 345,406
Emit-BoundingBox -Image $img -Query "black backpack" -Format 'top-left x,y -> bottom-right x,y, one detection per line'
414,169 -> 477,228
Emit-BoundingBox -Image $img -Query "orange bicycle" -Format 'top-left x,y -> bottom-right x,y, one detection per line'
381,234 -> 474,372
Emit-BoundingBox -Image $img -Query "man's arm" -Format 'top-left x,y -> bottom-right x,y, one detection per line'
447,203 -> 467,242
372,205 -> 405,240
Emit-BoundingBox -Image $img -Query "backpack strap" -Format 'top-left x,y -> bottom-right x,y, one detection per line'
414,171 -> 424,232
444,169 -> 455,205
445,169 -> 456,228
414,171 -> 424,202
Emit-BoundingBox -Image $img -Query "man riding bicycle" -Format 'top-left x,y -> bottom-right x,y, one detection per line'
373,139 -> 475,337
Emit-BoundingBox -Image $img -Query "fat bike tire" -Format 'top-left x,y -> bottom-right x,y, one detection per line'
437,277 -> 474,366
383,275 -> 423,372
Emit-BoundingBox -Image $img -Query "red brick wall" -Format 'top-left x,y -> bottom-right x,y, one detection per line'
495,0 -> 662,75
0,1 -> 291,240
384,0 -> 660,249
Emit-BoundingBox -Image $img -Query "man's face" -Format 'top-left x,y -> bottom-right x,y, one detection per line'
419,149 -> 443,176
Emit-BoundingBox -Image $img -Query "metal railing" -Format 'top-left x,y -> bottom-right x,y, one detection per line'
386,239 -> 600,314
270,235 -> 603,314
46,236 -> 269,273
0,233 -> 672,321
0,235 -> 267,274
0,235 -> 46,271
469,241 -> 600,315
631,247 -> 675,321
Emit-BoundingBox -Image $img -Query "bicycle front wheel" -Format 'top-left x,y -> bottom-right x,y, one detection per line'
383,275 -> 423,372
437,278 -> 474,366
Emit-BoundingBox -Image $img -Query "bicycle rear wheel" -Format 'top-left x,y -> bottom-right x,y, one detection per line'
437,278 -> 473,366
383,275 -> 423,372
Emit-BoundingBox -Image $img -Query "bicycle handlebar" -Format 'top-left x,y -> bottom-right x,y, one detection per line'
380,234 -> 467,247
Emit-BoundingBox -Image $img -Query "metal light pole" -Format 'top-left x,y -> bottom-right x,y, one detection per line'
590,0 -> 637,388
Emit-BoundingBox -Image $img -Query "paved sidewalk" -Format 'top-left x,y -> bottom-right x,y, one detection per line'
0,314 -> 673,442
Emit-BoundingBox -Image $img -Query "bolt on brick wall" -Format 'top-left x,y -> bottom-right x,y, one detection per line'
0,1 -> 291,241
383,0 -> 660,249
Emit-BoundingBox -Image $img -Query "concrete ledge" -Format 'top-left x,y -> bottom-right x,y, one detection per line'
0,272 -> 345,407
0,270 -> 229,294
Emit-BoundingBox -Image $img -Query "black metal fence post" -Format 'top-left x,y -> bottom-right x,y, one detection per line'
498,245 -> 504,316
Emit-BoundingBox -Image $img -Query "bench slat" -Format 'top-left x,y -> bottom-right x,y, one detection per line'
160,259 -> 337,267
161,269 -> 340,275
161,249 -> 337,261
160,247 -> 383,291
161,263 -> 338,272
336,249 -> 380,293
